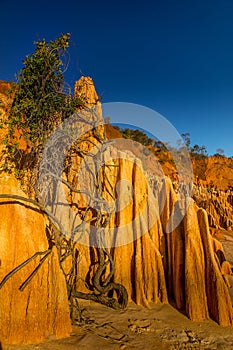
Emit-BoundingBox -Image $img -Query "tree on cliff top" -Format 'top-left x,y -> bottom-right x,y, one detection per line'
0,35 -> 128,323
2,33 -> 82,173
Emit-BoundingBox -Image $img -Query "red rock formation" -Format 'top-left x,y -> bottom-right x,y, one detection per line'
64,136 -> 233,325
75,76 -> 100,107
158,180 -> 233,325
197,208 -> 233,326
0,176 -> 71,344
61,77 -> 233,326
1,76 -> 233,348
0,80 -> 10,95
193,184 -> 233,231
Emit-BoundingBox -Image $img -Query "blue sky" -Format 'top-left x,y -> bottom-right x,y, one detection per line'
1,0 -> 233,156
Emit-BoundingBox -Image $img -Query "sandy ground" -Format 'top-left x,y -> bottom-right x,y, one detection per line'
3,230 -> 233,350
3,301 -> 233,350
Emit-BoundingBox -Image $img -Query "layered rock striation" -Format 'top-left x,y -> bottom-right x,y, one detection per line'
1,77 -> 233,346
60,85 -> 233,325
0,176 -> 71,344
193,184 -> 233,231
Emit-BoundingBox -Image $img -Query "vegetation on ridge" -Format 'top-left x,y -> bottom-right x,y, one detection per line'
0,34 -> 128,326
1,33 -> 82,175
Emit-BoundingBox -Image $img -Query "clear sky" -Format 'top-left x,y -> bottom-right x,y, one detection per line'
1,0 -> 233,156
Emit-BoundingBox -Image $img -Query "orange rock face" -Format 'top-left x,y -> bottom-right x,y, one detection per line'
0,76 -> 233,348
157,180 -> 232,325
60,77 -> 233,326
193,184 -> 233,231
0,176 -> 71,344
193,155 -> 233,191
0,80 -> 10,92
64,138 -> 233,325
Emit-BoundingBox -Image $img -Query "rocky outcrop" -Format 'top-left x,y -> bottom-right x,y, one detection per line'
59,77 -> 233,326
194,155 -> 233,191
0,176 -> 71,344
63,139 -> 233,325
0,80 -> 10,94
197,208 -> 233,325
160,181 -> 232,325
0,81 -> 72,345
193,184 -> 233,231
0,81 -> 10,158
1,76 -> 233,348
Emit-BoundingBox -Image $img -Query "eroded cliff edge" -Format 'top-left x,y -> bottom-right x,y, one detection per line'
0,78 -> 233,346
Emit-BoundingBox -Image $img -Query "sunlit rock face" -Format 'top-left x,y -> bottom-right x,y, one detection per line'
64,139 -> 233,325
111,174 -> 233,325
0,76 -> 233,347
63,77 -> 233,326
193,184 -> 233,231
0,176 -> 71,344
0,81 -> 10,163
75,76 -> 100,107
0,81 -> 72,344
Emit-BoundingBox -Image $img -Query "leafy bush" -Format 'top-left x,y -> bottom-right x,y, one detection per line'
2,33 -> 82,174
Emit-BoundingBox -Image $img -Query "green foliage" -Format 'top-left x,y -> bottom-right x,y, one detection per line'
9,33 -> 80,143
0,99 -> 4,108
118,127 -> 210,161
191,144 -> 208,159
119,128 -> 155,147
181,132 -> 191,148
214,148 -> 225,157
2,33 -> 82,175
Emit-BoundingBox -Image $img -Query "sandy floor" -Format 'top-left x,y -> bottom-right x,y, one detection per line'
3,301 -> 233,350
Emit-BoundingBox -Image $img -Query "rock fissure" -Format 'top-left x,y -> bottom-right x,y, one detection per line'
1,78 -> 233,345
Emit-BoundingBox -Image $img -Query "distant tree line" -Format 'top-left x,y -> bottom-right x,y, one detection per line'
181,133 -> 208,159
114,126 -> 167,150
114,127 -> 211,159
181,133 -> 227,159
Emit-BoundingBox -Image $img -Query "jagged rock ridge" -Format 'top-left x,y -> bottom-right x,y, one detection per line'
193,184 -> 233,231
62,77 -> 233,325
0,78 -> 233,346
